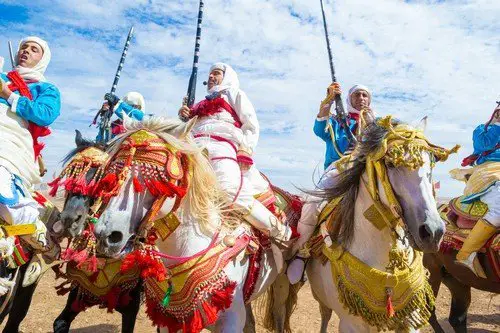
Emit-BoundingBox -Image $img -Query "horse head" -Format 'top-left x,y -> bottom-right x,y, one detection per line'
325,116 -> 459,254
92,117 -> 216,258
49,130 -> 108,238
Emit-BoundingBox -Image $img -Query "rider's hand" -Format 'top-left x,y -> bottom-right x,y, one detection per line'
178,105 -> 191,119
492,107 -> 500,124
362,107 -> 376,125
104,93 -> 120,107
238,162 -> 251,172
0,79 -> 13,100
326,82 -> 342,99
318,82 -> 341,118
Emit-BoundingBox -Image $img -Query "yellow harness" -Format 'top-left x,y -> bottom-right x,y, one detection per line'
321,116 -> 459,330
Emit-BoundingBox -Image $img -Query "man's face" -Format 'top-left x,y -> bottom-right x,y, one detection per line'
17,41 -> 44,68
207,69 -> 224,90
350,90 -> 370,110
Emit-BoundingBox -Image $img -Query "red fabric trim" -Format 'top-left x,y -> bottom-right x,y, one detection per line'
111,119 -> 126,135
461,143 -> 500,166
146,280 -> 237,332
190,97 -> 242,128
7,71 -> 51,160
236,155 -> 253,166
243,240 -> 263,302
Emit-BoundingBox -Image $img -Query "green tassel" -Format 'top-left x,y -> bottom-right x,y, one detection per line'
89,217 -> 98,224
161,283 -> 173,307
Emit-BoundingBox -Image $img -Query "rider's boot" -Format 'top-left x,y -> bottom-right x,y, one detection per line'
244,200 -> 298,246
456,218 -> 496,278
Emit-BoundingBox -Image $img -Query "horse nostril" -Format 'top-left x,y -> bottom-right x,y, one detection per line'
419,224 -> 432,240
108,231 -> 123,244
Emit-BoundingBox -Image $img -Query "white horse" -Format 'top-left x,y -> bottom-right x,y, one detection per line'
292,117 -> 458,333
92,117 -> 289,332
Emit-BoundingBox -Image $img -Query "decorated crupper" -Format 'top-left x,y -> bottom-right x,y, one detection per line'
0,36 -> 61,287
451,106 -> 500,276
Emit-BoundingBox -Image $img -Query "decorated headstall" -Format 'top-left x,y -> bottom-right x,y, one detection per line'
337,116 -> 460,270
93,130 -> 190,237
48,147 -> 109,197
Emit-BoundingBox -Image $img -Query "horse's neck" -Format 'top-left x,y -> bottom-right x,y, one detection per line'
156,201 -> 219,266
347,176 -> 412,270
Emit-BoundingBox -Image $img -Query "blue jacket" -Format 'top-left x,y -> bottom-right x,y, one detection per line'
472,123 -> 500,165
0,73 -> 60,126
114,101 -> 144,121
314,116 -> 357,170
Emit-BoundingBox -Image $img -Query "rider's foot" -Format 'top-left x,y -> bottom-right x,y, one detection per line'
287,256 -> 307,284
456,252 -> 486,278
23,256 -> 42,287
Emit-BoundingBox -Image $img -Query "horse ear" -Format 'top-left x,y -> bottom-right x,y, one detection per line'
179,116 -> 198,139
415,116 -> 428,132
75,130 -> 84,147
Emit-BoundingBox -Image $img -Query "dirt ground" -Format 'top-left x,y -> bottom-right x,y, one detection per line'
1,195 -> 497,332
0,270 -> 498,332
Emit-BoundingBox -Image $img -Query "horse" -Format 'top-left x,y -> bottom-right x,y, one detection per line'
0,130 -> 108,333
291,117 -> 458,332
424,203 -> 500,333
88,116 -> 296,332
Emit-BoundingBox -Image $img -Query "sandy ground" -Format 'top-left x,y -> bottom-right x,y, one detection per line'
1,196 -> 497,332
0,270 -> 498,332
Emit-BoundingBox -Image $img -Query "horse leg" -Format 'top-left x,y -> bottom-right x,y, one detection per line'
0,266 -> 21,326
318,301 -> 332,333
214,288 -> 246,333
270,273 -> 290,333
423,253 -> 445,333
243,304 -> 256,333
116,283 -> 142,333
53,288 -> 80,333
2,266 -> 38,333
442,276 -> 471,333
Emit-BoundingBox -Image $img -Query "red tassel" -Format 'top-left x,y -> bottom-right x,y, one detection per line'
72,249 -> 89,264
201,301 -> 218,325
48,177 -> 61,197
103,287 -> 120,313
190,309 -> 204,333
386,289 -> 395,318
61,248 -> 75,261
210,282 -> 237,309
133,176 -> 144,193
291,197 -> 303,212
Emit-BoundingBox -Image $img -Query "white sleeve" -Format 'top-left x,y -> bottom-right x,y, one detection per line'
233,90 -> 259,154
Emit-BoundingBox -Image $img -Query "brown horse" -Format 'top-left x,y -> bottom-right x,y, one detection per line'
424,202 -> 500,333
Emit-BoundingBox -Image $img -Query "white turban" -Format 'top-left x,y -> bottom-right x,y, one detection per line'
346,84 -> 371,114
15,36 -> 51,82
123,91 -> 146,112
207,62 -> 240,104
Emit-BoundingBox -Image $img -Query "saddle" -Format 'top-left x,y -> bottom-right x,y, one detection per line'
446,195 -> 489,229
438,200 -> 500,281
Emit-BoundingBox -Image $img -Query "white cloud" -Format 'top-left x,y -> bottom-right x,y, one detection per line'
1,0 -> 498,198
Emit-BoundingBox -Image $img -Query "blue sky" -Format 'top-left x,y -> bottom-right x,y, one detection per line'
1,0 -> 499,198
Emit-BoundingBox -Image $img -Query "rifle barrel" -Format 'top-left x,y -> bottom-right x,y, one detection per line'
8,41 -> 15,69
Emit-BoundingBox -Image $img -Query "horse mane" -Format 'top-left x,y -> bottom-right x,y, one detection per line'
108,116 -> 228,234
61,137 -> 105,165
316,118 -> 403,247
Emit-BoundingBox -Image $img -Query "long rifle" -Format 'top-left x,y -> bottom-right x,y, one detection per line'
8,42 -> 15,68
181,0 -> 204,121
9,41 -> 48,176
94,26 -> 134,143
319,0 -> 357,147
